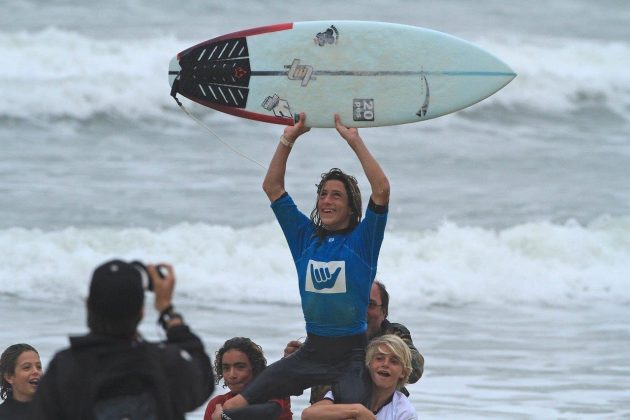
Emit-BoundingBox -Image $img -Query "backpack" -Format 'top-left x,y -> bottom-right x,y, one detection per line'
73,340 -> 172,420
93,392 -> 158,420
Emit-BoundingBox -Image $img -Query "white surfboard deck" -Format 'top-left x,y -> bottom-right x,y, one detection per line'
169,21 -> 515,128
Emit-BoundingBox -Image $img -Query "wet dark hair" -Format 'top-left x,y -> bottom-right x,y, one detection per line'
0,343 -> 39,400
373,280 -> 390,319
310,168 -> 362,236
213,337 -> 267,386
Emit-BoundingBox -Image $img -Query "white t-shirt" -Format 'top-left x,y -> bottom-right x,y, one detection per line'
324,390 -> 418,420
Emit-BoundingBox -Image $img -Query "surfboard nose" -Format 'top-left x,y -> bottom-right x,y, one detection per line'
497,57 -> 517,82
495,58 -> 517,91
168,56 -> 181,87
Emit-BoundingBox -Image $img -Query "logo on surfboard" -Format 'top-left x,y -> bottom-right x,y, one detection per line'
314,25 -> 339,47
353,99 -> 375,122
286,59 -> 315,87
261,94 -> 293,119
416,72 -> 430,117
233,66 -> 248,79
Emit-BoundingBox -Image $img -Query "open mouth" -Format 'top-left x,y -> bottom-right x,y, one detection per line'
29,379 -> 40,386
376,370 -> 391,378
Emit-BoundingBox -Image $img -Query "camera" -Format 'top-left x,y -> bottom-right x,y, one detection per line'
130,261 -> 166,292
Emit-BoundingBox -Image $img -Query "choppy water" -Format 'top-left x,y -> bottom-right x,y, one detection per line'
2,0 -> 629,418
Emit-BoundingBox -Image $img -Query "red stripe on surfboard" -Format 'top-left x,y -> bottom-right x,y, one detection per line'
177,23 -> 293,58
184,95 -> 295,126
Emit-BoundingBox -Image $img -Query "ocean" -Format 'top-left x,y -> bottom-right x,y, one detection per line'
2,0 -> 629,418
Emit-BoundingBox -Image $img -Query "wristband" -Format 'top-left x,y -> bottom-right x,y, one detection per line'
158,305 -> 183,330
279,134 -> 293,148
221,413 -> 232,420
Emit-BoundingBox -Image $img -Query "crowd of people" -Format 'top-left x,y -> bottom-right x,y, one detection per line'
2,114 -> 422,419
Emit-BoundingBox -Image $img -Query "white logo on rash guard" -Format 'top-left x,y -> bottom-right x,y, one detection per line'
305,260 -> 346,294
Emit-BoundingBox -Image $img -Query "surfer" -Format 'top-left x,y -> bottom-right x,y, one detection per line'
223,112 -> 390,411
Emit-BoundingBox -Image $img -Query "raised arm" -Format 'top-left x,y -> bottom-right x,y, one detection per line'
262,113 -> 310,202
334,114 -> 390,206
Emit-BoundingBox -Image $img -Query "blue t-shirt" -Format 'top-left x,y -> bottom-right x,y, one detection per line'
271,193 -> 388,337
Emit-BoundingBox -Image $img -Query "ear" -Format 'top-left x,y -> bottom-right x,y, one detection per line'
398,368 -> 409,385
4,372 -> 14,385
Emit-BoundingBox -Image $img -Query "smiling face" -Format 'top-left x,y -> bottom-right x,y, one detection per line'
221,349 -> 254,394
368,345 -> 405,393
317,179 -> 352,231
4,350 -> 42,402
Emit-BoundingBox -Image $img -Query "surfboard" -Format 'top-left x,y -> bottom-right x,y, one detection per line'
168,21 -> 515,128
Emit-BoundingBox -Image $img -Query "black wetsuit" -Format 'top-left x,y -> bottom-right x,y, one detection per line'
0,397 -> 32,420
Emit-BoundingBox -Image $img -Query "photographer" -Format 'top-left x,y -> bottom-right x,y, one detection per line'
32,259 -> 214,420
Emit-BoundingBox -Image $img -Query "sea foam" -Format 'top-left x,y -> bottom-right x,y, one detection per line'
2,216 -> 628,307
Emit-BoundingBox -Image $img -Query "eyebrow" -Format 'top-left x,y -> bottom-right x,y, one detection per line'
320,186 -> 345,194
222,362 -> 248,367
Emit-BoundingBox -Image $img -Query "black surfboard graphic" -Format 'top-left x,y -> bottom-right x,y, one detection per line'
175,37 -> 251,108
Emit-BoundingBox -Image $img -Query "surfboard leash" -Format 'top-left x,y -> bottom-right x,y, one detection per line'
170,79 -> 268,171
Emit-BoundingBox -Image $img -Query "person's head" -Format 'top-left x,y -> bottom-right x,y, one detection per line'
366,335 -> 412,391
0,344 -> 42,402
367,280 -> 389,339
87,259 -> 145,338
213,337 -> 267,394
310,168 -> 362,233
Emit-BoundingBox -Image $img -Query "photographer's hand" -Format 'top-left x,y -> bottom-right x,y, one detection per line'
150,263 -> 183,329
148,263 -> 175,312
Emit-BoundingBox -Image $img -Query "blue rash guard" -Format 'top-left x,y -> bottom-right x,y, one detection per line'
271,193 -> 388,337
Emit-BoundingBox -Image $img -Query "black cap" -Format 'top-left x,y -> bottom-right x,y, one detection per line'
88,259 -> 145,320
